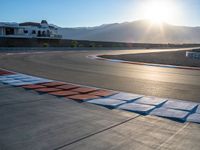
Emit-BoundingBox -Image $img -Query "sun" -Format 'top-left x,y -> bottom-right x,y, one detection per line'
140,0 -> 176,24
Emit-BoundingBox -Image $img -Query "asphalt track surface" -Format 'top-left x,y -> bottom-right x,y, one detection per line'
0,48 -> 200,150
1,82 -> 200,150
0,48 -> 200,102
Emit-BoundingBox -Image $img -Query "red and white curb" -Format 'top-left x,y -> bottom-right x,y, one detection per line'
0,68 -> 200,124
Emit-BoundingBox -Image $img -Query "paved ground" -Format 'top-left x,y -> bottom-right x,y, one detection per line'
0,48 -> 200,150
1,82 -> 200,150
0,48 -> 200,102
101,50 -> 200,68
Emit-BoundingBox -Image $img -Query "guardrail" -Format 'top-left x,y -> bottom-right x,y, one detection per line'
186,51 -> 200,60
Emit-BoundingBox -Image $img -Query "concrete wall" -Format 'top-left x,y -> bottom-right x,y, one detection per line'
186,51 -> 200,60
0,37 -> 200,48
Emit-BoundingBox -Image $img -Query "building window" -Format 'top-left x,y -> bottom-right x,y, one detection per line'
47,30 -> 50,37
42,31 -> 46,36
24,30 -> 28,34
37,31 -> 41,37
5,28 -> 15,35
32,30 -> 36,34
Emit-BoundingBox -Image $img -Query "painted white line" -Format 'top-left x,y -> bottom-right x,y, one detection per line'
87,54 -> 200,71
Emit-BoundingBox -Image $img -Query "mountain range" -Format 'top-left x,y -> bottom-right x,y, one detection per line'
58,20 -> 200,44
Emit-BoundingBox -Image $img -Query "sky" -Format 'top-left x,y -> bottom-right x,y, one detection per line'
1,0 -> 200,27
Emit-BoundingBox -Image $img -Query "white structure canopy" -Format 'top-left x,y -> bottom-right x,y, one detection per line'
0,20 -> 62,39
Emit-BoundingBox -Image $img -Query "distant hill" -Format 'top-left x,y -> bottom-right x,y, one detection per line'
58,20 -> 200,44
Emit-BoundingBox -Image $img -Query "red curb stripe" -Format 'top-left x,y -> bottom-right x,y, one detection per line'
0,69 -> 16,75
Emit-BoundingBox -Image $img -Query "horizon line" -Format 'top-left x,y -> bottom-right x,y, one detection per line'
1,19 -> 200,28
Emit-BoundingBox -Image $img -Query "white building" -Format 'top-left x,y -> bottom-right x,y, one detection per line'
0,20 -> 62,39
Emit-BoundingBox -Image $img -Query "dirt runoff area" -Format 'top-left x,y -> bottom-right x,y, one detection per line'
101,50 -> 200,68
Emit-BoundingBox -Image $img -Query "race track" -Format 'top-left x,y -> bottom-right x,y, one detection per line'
0,48 -> 200,102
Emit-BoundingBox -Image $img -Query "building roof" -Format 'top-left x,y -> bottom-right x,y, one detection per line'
0,22 -> 19,27
41,20 -> 48,24
19,22 -> 41,27
19,21 -> 56,29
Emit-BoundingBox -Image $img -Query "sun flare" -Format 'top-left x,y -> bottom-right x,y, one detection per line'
140,0 -> 176,24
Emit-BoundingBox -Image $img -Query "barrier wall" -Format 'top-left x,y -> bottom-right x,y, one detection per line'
186,51 -> 200,60
1,37 -> 200,48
